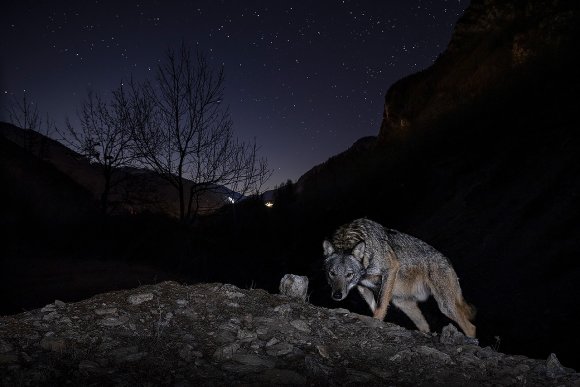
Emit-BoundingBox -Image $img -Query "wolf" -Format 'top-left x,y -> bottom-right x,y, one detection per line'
323,218 -> 476,337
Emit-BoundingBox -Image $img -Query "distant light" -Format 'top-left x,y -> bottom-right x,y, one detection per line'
226,196 -> 235,204
265,201 -> 274,208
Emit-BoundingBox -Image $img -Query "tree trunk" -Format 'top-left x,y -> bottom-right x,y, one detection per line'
178,178 -> 185,222
101,171 -> 111,215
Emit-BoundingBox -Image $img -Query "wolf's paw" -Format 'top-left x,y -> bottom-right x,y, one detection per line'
372,311 -> 386,320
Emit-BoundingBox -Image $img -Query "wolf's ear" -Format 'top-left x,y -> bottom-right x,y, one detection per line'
323,240 -> 334,256
352,242 -> 365,260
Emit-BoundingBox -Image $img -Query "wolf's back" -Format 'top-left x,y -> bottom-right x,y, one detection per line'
330,218 -> 386,252
385,229 -> 450,266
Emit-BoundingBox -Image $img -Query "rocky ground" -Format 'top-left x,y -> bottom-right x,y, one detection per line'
0,281 -> 578,386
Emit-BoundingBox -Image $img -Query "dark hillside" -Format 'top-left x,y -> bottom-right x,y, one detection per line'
0,125 -> 182,315
0,131 -> 95,225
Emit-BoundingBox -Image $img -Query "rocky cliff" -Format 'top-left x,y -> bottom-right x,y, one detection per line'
1,281 -> 578,385
378,0 -> 579,139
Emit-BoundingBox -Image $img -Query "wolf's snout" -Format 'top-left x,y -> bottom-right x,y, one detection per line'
332,290 -> 343,300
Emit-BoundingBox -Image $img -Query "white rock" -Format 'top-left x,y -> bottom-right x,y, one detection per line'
54,300 -> 66,308
290,319 -> 311,333
279,274 -> 309,301
40,304 -> 56,313
127,293 -> 154,305
94,307 -> 118,315
546,353 -> 566,378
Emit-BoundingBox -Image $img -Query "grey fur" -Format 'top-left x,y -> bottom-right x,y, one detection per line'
323,218 -> 476,337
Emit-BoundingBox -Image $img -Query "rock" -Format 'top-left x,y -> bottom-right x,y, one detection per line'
40,304 -> 56,313
220,319 -> 241,332
216,330 -> 236,344
256,326 -> 268,336
225,291 -> 245,299
389,349 -> 414,362
440,324 -> 465,345
42,311 -> 59,321
99,315 -> 129,327
546,353 -> 566,378
383,325 -> 413,338
315,344 -> 330,359
329,308 -> 350,314
273,304 -> 292,315
266,342 -> 295,357
220,284 -> 246,299
54,300 -> 66,308
237,329 -> 257,342
511,363 -> 531,375
213,343 -> 240,361
127,293 -> 154,305
354,313 -> 384,328
290,319 -> 311,333
58,317 -> 72,325
94,307 -> 118,315
39,337 -> 67,352
415,345 -> 454,364
279,274 -> 309,301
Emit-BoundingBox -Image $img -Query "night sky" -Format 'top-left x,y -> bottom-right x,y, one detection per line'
1,0 -> 468,188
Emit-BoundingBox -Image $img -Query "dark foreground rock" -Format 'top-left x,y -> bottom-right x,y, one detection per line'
0,281 -> 578,386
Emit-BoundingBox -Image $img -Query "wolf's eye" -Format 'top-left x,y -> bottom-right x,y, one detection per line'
346,272 -> 353,278
329,271 -> 336,277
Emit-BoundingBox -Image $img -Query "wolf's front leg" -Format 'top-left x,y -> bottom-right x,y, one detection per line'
357,285 -> 377,312
373,262 -> 400,320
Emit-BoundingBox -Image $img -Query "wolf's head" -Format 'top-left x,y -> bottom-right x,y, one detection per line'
322,240 -> 366,301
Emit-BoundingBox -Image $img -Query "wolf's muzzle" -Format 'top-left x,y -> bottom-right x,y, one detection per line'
332,290 -> 343,300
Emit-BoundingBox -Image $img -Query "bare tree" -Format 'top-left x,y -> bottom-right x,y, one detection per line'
38,112 -> 57,159
6,92 -> 41,153
5,92 -> 56,158
6,91 -> 40,131
59,86 -> 134,213
130,44 -> 270,223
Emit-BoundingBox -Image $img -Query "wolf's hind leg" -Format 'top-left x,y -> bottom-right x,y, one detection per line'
392,297 -> 430,333
357,285 -> 377,313
430,271 -> 476,338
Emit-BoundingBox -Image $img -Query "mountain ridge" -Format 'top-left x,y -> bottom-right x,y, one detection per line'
0,122 -> 240,218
